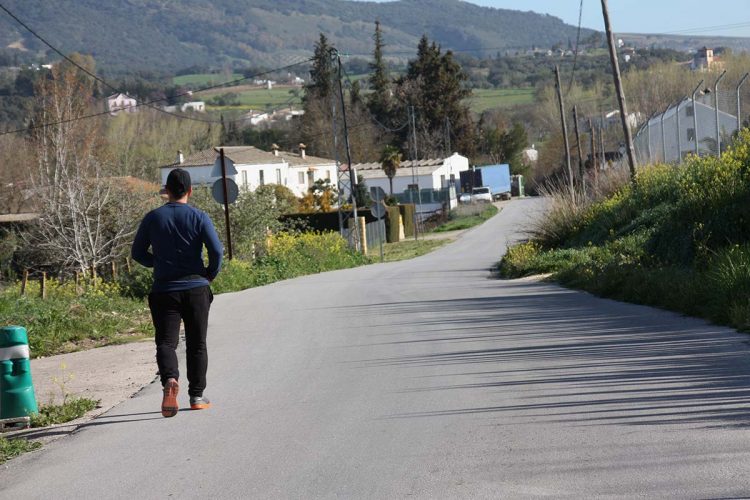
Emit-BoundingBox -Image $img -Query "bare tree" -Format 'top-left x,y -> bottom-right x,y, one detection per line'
24,57 -> 152,274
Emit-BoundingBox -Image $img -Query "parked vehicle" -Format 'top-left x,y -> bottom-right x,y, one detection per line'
471,186 -> 492,203
479,164 -> 511,200
459,164 -> 512,201
458,192 -> 472,204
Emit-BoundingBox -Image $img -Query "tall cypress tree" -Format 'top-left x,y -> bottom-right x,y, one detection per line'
305,33 -> 334,102
367,21 -> 391,124
301,33 -> 336,157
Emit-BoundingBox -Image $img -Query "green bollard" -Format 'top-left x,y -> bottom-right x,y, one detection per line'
0,326 -> 38,419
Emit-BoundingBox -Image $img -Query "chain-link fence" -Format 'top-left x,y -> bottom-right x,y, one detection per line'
633,73 -> 750,166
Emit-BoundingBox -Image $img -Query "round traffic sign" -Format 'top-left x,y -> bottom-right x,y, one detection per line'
212,178 -> 239,204
370,200 -> 386,219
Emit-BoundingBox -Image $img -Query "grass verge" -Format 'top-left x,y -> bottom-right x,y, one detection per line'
499,130 -> 750,331
382,238 -> 452,262
433,204 -> 499,232
0,437 -> 40,464
0,281 -> 152,358
30,398 -> 100,428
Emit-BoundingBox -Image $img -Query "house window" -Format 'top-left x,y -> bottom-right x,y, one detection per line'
450,174 -> 456,185
440,174 -> 446,187
276,169 -> 282,184
686,105 -> 694,117
259,170 -> 265,187
326,170 -> 331,181
298,172 -> 305,184
307,170 -> 314,186
242,171 -> 248,187
687,128 -> 696,141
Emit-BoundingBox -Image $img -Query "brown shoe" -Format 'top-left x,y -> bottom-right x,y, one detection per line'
162,378 -> 179,417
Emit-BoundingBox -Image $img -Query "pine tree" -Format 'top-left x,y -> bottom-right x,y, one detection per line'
394,35 -> 475,159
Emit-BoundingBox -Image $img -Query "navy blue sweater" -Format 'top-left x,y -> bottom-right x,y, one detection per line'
131,202 -> 223,293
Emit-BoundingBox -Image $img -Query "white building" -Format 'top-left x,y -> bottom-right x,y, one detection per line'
242,110 -> 270,126
160,145 -> 337,198
353,153 -> 470,213
522,145 -> 539,164
634,98 -> 738,163
107,93 -> 137,115
181,101 -> 206,112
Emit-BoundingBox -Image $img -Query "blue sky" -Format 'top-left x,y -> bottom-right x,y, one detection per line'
470,1 -> 750,37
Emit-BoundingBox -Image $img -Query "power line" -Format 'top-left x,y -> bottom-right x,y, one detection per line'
0,1 -> 312,131
0,59 -> 312,136
658,20 -> 750,36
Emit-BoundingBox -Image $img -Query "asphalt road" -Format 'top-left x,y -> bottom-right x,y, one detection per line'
3,197 -> 750,499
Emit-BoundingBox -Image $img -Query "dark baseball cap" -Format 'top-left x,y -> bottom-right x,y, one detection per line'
165,168 -> 191,197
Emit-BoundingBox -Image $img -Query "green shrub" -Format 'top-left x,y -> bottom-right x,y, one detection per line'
211,232 -> 369,294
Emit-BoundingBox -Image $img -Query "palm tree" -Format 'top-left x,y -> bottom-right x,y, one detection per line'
380,145 -> 402,196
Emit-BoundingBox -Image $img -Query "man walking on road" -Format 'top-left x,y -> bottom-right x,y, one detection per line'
132,168 -> 223,417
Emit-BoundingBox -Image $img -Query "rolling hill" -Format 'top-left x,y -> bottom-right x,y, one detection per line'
0,0 -> 594,73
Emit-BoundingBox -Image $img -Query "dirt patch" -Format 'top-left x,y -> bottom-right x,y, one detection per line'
30,341 -> 156,411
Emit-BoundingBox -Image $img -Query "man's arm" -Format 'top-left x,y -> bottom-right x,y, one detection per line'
131,214 -> 154,268
202,213 -> 224,281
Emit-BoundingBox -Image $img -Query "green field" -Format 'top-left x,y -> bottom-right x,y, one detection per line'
173,73 -> 246,87
466,88 -> 536,113
177,73 -> 534,114
203,87 -> 303,112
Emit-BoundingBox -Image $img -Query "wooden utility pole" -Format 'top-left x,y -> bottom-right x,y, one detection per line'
573,105 -> 585,195
554,66 -> 574,197
601,0 -> 637,179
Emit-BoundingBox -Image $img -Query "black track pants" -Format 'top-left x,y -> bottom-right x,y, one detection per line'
148,286 -> 213,397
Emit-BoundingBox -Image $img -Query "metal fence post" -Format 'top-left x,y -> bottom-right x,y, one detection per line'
660,103 -> 669,162
676,98 -> 683,164
691,80 -> 704,156
714,70 -> 727,155
738,73 -> 749,133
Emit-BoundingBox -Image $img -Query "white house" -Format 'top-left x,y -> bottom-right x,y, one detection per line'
352,153 -> 470,213
181,101 -> 206,112
107,93 -> 137,115
160,145 -> 337,198
354,153 -> 469,193
522,145 -> 539,164
242,110 -> 270,126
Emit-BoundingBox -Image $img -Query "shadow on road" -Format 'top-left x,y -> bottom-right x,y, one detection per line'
345,280 -> 750,428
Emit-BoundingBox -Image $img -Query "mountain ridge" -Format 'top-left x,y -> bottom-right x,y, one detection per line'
0,0 -> 593,72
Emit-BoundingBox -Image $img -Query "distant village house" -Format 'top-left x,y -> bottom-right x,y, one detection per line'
107,93 -> 137,115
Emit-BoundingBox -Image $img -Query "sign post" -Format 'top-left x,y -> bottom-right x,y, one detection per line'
216,149 -> 233,259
